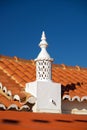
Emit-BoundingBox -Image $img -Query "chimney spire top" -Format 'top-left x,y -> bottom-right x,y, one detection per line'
39,31 -> 48,48
41,31 -> 46,41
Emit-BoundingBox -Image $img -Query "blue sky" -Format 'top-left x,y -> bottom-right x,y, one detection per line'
0,0 -> 87,67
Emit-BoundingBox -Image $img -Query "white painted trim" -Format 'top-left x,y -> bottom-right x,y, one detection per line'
27,96 -> 36,104
20,105 -> 30,111
7,104 -> 19,110
3,86 -> 7,94
0,82 -> 2,90
63,95 -> 71,101
81,96 -> 87,101
0,104 -> 6,110
13,94 -> 20,102
72,96 -> 80,102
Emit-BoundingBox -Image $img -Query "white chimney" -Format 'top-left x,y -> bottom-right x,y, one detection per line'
25,31 -> 61,113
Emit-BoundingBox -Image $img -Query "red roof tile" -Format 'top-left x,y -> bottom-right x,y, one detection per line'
0,111 -> 87,130
0,55 -> 87,106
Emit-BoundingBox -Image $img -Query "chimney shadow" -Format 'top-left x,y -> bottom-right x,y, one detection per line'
61,82 -> 82,98
24,102 -> 35,112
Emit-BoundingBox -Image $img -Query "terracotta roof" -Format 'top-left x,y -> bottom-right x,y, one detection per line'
0,111 -> 87,130
0,55 -> 87,109
52,64 -> 87,101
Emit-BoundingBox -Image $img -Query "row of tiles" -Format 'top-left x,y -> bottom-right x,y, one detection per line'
0,55 -> 87,100
0,94 -> 35,112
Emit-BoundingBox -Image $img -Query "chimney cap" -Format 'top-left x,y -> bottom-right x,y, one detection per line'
35,31 -> 53,61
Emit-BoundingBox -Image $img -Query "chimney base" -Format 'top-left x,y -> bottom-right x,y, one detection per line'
25,80 -> 61,113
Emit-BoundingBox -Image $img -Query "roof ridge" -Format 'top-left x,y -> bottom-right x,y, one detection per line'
53,64 -> 87,70
0,55 -> 35,65
0,55 -> 87,70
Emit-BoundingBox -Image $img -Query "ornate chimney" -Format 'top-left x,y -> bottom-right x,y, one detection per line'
25,31 -> 61,113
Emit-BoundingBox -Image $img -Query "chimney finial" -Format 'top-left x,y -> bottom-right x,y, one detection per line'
41,31 -> 46,41
39,31 -> 48,48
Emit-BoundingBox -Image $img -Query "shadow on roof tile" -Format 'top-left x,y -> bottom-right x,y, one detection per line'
32,119 -> 51,123
74,119 -> 87,123
2,119 -> 20,124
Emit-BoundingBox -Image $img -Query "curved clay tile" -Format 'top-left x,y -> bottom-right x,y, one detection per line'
0,82 -> 2,90
7,104 -> 19,111
0,103 -> 6,110
7,90 -> 12,97
0,95 -> 12,107
71,96 -> 80,102
3,86 -> 7,94
62,95 -> 71,101
13,95 -> 20,102
26,96 -> 36,104
81,96 -> 87,102
20,105 -> 30,111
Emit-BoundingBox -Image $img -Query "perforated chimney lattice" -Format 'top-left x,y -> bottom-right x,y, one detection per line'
36,60 -> 51,80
